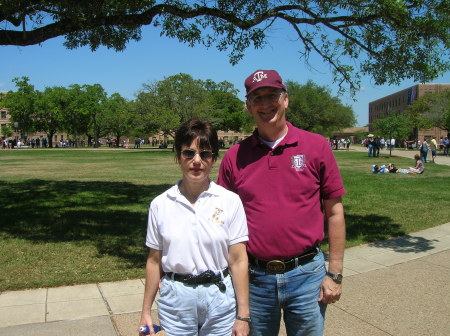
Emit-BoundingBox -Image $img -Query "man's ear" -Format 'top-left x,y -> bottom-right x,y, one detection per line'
283,93 -> 289,109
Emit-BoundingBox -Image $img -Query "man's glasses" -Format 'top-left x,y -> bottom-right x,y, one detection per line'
181,149 -> 214,160
249,91 -> 284,105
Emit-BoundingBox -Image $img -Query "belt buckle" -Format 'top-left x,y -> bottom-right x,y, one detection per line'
266,260 -> 286,274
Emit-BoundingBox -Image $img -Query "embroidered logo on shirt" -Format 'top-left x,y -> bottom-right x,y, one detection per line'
209,207 -> 224,225
291,154 -> 307,171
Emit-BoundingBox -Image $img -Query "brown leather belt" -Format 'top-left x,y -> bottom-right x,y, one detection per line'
248,246 -> 319,274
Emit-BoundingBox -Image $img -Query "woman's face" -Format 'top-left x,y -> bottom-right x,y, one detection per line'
179,138 -> 214,185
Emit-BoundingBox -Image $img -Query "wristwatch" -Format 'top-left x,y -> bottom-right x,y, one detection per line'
326,271 -> 343,284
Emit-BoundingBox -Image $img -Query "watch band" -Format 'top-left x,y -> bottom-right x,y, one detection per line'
326,271 -> 343,283
236,316 -> 251,323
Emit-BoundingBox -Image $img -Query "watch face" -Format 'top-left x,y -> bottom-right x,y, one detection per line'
327,272 -> 343,283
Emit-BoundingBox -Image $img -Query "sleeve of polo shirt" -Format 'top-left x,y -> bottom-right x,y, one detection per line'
146,201 -> 162,250
217,150 -> 236,192
227,193 -> 248,246
319,139 -> 346,200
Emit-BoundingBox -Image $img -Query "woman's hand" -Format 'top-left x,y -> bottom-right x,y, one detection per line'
232,319 -> 250,336
138,314 -> 155,335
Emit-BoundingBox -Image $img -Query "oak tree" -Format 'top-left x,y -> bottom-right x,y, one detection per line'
2,1 -> 449,94
286,79 -> 356,136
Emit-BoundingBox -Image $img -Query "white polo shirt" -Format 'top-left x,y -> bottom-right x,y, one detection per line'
146,180 -> 248,275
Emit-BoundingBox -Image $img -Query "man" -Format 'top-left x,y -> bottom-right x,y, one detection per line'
373,136 -> 380,157
218,70 -> 346,336
430,136 -> 438,163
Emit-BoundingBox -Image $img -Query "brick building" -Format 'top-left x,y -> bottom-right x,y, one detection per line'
369,83 -> 450,140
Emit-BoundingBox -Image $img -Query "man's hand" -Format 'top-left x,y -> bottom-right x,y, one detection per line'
319,276 -> 342,304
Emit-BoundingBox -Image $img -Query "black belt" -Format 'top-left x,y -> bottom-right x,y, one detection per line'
166,268 -> 229,291
248,246 -> 319,274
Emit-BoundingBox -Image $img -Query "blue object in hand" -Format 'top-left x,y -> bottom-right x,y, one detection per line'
139,324 -> 162,334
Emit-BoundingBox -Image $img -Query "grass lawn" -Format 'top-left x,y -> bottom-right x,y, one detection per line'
1,148 -> 449,291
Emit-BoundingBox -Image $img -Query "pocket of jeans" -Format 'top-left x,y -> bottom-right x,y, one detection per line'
159,276 -> 170,297
157,277 -> 180,309
297,253 -> 325,274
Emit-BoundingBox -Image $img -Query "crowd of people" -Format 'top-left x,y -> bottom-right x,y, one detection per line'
363,135 -> 449,161
418,136 -> 448,163
0,137 -> 97,149
0,137 -> 50,149
363,136 -> 396,157
329,137 -> 351,150
368,135 -> 448,175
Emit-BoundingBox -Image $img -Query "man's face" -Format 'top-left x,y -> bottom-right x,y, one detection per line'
246,87 -> 289,126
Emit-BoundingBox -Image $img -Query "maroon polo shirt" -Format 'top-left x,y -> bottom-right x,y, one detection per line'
218,122 -> 346,260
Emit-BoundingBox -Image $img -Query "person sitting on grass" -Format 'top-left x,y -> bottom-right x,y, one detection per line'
397,154 -> 425,174
407,154 -> 425,174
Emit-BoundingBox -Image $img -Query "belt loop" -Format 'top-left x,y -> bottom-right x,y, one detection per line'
294,257 -> 299,268
219,269 -> 224,280
170,273 -> 175,281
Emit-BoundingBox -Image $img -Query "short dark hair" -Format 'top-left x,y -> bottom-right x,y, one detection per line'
174,119 -> 219,162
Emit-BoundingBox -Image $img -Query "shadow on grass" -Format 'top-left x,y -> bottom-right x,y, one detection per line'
0,179 -> 171,267
343,213 -> 435,253
345,213 -> 406,242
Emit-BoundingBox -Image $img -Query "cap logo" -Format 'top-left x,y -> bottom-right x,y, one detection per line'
253,71 -> 268,83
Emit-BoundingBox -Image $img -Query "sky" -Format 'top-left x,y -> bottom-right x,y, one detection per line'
1,26 -> 450,127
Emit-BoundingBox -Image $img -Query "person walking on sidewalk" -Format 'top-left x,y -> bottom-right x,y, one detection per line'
444,136 -> 449,157
430,136 -> 438,163
218,70 -> 346,336
420,138 -> 429,163
373,136 -> 381,157
139,119 -> 250,336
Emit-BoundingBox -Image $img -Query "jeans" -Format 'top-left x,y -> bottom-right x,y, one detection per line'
157,274 -> 235,336
373,146 -> 380,157
249,251 -> 327,336
421,150 -> 428,163
368,144 -> 373,156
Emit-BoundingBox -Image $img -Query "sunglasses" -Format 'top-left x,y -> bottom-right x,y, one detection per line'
181,149 -> 214,160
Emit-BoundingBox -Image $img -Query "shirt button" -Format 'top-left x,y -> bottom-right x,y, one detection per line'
270,152 -> 275,156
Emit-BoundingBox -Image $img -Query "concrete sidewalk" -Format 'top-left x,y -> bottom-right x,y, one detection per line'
1,222 -> 449,335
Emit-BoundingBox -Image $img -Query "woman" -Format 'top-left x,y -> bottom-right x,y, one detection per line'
420,138 -> 429,163
408,154 -> 425,174
139,119 -> 250,336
